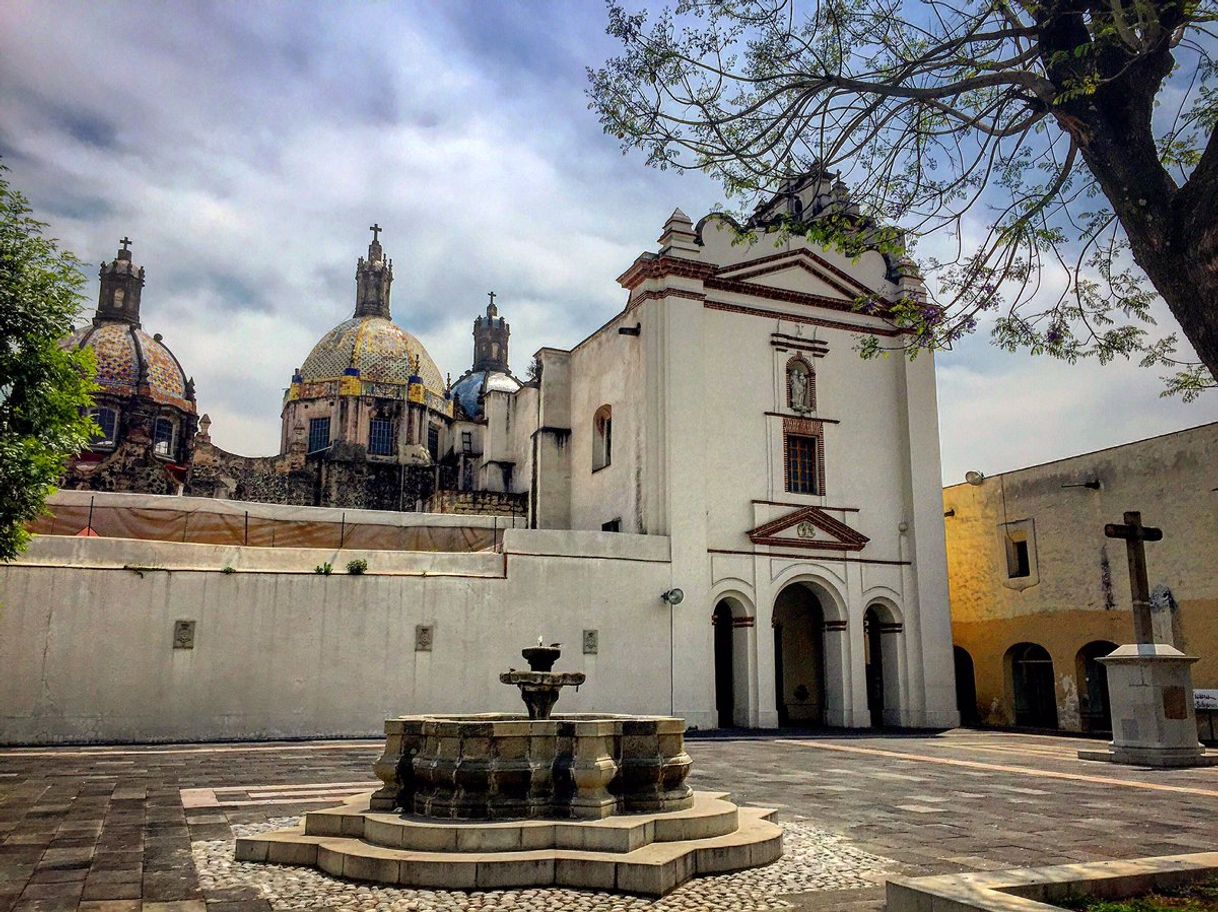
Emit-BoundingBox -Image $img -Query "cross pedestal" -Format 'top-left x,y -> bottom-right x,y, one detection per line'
1077,644 -> 1217,767
1077,512 -> 1217,768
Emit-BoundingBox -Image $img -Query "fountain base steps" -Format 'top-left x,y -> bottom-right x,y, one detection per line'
235,790 -> 781,896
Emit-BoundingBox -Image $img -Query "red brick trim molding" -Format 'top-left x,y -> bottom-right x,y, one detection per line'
617,255 -> 716,288
824,620 -> 849,632
627,287 -> 707,310
705,274 -> 888,317
747,505 -> 870,552
704,300 -> 906,337
732,616 -> 756,628
707,547 -> 909,567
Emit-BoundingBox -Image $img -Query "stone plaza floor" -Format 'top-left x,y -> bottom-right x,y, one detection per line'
1,728 -> 1216,912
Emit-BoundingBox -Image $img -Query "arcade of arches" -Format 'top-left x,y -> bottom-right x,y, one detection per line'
951,638 -> 1121,733
711,582 -> 907,730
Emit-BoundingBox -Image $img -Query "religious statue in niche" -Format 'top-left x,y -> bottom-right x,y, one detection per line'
787,359 -> 814,414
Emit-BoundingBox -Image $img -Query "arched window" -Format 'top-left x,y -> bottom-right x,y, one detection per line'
592,405 -> 612,471
787,356 -> 815,413
89,407 -> 118,449
153,416 -> 176,458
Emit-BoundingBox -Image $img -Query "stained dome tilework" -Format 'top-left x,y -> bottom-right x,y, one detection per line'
66,323 -> 194,413
300,316 -> 446,397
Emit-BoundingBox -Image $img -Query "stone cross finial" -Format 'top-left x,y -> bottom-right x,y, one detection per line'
1104,510 -> 1164,645
369,223 -> 381,242
120,236 -> 132,251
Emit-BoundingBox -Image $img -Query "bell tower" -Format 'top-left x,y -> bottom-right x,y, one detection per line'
473,292 -> 510,372
94,237 -> 145,327
355,223 -> 393,319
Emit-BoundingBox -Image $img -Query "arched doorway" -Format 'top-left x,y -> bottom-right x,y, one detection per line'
713,602 -> 734,728
1077,641 -> 1117,734
1007,643 -> 1059,729
864,607 -> 883,727
953,646 -> 980,726
772,583 -> 828,727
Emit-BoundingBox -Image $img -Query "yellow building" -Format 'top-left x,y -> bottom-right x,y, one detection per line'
944,421 -> 1218,734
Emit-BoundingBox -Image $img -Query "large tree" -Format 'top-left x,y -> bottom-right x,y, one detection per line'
589,0 -> 1218,397
0,164 -> 97,561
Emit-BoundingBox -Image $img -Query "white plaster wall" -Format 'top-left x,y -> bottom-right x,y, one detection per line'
0,530 -> 674,745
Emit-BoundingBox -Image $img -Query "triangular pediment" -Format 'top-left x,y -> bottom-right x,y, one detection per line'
716,249 -> 878,302
747,507 -> 869,552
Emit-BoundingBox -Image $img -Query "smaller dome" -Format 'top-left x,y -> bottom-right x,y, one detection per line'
452,369 -> 522,419
65,323 -> 195,413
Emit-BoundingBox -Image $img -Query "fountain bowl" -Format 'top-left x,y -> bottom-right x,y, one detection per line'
371,713 -> 693,820
521,645 -> 561,672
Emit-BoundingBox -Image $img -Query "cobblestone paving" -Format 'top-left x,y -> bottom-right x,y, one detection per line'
2,729 -> 1217,911
190,817 -> 893,911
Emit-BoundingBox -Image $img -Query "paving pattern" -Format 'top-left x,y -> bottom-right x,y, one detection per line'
1,729 -> 1216,912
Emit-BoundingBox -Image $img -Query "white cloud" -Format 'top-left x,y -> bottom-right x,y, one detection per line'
1,1 -> 1213,476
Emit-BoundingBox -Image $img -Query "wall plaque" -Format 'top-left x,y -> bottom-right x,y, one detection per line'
582,629 -> 598,655
173,620 -> 196,650
415,625 -> 434,652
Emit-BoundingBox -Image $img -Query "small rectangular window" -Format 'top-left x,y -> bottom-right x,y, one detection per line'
784,434 -> 819,495
368,418 -> 394,456
308,417 -> 331,454
461,431 -> 473,454
90,408 -> 117,448
1007,537 -> 1031,578
601,519 -> 621,532
427,425 -> 439,461
153,417 -> 175,458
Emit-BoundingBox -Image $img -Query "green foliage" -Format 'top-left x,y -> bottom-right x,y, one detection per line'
0,163 -> 97,561
220,565 -> 237,575
1059,876 -> 1218,911
314,562 -> 333,575
588,0 -> 1218,396
345,558 -> 368,575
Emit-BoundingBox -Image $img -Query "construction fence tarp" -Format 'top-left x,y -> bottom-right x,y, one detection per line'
30,490 -> 522,552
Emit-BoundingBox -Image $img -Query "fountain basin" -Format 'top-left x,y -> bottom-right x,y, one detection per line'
372,713 -> 693,820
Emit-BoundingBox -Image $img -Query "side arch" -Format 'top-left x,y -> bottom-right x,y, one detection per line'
710,591 -> 757,728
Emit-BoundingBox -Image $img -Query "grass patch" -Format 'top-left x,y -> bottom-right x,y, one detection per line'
1060,879 -> 1218,912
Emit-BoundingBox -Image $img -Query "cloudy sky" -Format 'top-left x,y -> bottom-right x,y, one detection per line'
2,1 -> 1215,484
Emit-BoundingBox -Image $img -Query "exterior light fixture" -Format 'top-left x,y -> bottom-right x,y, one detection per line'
965,470 -> 985,486
1061,478 -> 1101,490
661,588 -> 684,606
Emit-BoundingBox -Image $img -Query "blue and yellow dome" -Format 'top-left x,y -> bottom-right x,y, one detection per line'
299,315 -> 445,397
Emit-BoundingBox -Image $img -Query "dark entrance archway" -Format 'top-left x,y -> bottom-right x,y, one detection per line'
772,584 -> 827,727
953,646 -> 980,726
863,607 -> 884,728
1007,642 -> 1059,729
1077,640 -> 1117,734
713,601 -> 735,728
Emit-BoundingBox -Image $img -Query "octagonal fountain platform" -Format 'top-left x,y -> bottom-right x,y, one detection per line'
236,647 -> 781,896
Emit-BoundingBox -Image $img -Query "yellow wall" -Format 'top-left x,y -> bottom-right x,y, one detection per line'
944,422 -> 1218,731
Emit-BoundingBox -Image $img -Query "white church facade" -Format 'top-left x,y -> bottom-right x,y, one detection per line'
1,177 -> 958,742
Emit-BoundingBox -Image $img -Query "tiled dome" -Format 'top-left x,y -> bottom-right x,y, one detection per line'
65,322 -> 195,413
300,316 -> 445,397
451,369 -> 522,419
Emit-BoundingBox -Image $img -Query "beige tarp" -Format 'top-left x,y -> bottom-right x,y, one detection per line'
31,492 -> 518,552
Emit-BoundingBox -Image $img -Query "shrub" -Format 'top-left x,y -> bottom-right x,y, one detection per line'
220,565 -> 236,575
314,562 -> 333,576
346,559 -> 368,575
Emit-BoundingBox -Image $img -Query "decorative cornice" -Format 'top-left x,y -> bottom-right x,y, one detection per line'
616,255 -> 717,289
704,274 -> 889,317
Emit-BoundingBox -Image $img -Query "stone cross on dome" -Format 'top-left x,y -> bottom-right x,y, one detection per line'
487,291 -> 497,317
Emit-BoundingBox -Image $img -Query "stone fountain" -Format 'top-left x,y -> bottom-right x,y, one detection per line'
236,643 -> 781,896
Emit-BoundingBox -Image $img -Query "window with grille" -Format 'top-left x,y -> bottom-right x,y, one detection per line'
427,424 -> 439,460
461,431 -> 473,454
153,417 -> 175,458
308,417 -> 331,453
368,418 -> 394,456
784,434 -> 819,495
90,407 -> 117,448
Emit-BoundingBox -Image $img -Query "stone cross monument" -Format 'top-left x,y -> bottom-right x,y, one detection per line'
1078,511 -> 1216,767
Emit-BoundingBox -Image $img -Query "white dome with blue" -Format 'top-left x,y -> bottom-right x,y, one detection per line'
451,293 -> 522,419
